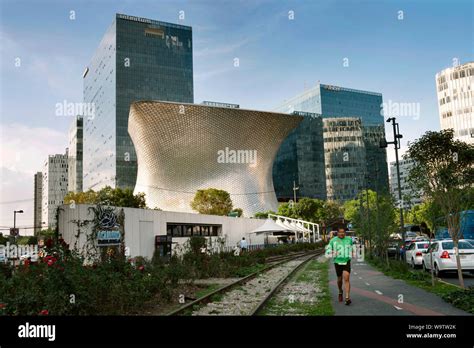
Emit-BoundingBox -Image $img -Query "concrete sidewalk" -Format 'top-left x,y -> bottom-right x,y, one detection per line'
327,259 -> 470,316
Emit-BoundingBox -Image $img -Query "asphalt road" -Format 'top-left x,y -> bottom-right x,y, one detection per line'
437,271 -> 474,288
327,259 -> 470,315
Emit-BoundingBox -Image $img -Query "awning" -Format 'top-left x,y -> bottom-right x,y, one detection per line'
250,219 -> 292,234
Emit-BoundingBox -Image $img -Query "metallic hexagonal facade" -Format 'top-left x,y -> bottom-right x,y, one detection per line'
128,101 -> 303,216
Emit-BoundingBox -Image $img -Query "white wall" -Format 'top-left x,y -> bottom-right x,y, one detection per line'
58,205 -> 265,259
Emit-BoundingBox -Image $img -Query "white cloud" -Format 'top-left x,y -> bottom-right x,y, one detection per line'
0,123 -> 66,229
0,123 -> 67,175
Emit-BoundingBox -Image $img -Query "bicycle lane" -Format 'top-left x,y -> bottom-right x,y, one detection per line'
326,259 -> 470,315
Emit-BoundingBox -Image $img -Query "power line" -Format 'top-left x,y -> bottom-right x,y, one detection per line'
0,198 -> 34,205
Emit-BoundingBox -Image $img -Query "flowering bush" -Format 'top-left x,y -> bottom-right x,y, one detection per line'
0,237 -> 325,315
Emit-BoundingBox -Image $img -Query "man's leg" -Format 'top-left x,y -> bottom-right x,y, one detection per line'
336,264 -> 343,302
343,270 -> 351,304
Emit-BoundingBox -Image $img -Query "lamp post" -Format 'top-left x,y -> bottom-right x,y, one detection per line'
380,117 -> 405,241
13,209 -> 24,240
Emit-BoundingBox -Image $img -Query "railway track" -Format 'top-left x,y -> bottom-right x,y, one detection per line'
167,249 -> 324,316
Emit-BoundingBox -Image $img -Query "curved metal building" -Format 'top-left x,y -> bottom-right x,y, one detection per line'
128,101 -> 302,216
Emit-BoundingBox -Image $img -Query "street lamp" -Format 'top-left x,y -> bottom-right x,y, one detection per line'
380,117 -> 405,241
13,209 -> 24,239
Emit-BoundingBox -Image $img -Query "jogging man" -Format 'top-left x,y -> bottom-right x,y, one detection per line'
326,227 -> 353,305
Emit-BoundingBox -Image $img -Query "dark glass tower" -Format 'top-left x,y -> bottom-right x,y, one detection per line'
273,111 -> 326,201
83,14 -> 193,190
274,84 -> 389,202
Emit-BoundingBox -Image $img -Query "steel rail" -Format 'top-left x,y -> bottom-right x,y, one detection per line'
166,249 -> 322,316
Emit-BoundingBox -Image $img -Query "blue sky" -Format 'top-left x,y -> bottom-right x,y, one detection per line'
0,0 -> 473,230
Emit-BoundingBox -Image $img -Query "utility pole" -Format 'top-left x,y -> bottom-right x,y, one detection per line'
380,117 -> 405,241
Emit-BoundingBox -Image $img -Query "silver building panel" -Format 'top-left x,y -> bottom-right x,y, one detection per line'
128,101 -> 302,216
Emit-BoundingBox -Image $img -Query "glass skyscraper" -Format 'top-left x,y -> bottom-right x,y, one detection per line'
83,14 -> 194,190
274,83 -> 389,202
273,111 -> 326,200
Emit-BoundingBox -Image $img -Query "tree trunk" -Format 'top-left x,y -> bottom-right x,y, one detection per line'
453,239 -> 465,289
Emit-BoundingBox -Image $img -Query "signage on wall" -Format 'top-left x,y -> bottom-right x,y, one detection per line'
90,205 -> 122,247
97,230 -> 121,246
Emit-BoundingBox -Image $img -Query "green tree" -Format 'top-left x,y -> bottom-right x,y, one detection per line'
64,186 -> 146,208
406,129 -> 474,288
231,208 -> 243,217
0,233 -> 8,244
277,202 -> 297,219
190,188 -> 233,216
254,210 -> 275,219
293,198 -> 323,222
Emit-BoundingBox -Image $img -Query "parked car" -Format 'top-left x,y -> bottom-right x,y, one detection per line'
422,240 -> 474,277
404,231 -> 418,241
462,239 -> 474,247
0,253 -> 6,264
387,243 -> 399,258
405,241 -> 430,268
414,236 -> 429,241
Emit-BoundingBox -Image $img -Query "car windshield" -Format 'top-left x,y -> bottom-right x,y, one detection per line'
441,241 -> 473,250
416,243 -> 429,249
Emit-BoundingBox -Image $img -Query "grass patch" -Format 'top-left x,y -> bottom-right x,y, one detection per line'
367,256 -> 473,314
233,263 -> 266,277
195,284 -> 221,298
260,259 -> 334,316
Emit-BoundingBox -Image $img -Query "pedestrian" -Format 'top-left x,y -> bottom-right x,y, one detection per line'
240,237 -> 248,252
325,226 -> 353,305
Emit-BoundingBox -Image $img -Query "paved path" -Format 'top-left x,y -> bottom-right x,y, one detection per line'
327,260 -> 470,316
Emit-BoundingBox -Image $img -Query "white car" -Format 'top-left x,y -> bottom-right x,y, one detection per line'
405,241 -> 430,268
422,240 -> 474,277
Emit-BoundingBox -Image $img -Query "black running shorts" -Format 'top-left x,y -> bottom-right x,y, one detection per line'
334,260 -> 351,277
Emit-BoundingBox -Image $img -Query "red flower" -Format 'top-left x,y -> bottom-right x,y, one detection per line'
39,309 -> 49,315
138,265 -> 145,272
44,255 -> 57,266
0,303 -> 6,309
45,238 -> 53,248
24,259 -> 31,267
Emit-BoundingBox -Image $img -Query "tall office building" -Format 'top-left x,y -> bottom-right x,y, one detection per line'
274,83 -> 389,201
273,111 -> 326,200
33,172 -> 43,234
42,151 -> 68,229
436,61 -> 474,144
323,117 -> 366,201
83,13 -> 194,191
389,157 -> 422,209
68,115 -> 83,193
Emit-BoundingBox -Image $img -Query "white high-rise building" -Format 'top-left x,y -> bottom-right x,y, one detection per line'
389,157 -> 422,209
436,61 -> 474,144
42,150 -> 68,228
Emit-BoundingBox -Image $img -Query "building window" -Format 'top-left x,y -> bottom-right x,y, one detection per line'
166,223 -> 221,238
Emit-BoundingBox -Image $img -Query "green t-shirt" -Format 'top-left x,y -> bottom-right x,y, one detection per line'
326,236 -> 353,264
